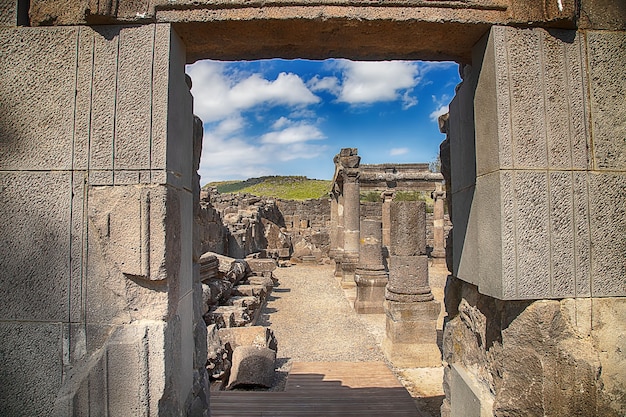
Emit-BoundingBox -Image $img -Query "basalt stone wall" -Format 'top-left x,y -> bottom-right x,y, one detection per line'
196,197 -> 229,256
0,23 -> 202,416
443,25 -> 626,417
442,277 -> 626,417
276,197 -> 331,260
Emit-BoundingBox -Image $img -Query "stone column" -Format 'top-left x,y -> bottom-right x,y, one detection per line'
431,183 -> 446,262
382,201 -> 441,367
354,219 -> 388,314
381,190 -> 394,265
334,190 -> 345,277
341,166 -> 360,287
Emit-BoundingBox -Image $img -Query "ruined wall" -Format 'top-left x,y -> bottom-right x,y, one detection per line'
277,197 -> 331,261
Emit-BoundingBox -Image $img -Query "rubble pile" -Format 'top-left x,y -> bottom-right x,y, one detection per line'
198,251 -> 279,389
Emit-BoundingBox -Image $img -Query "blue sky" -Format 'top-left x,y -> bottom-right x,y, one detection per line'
186,59 -> 460,185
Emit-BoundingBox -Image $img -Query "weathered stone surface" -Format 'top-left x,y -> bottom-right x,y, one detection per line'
209,306 -> 250,327
386,255 -> 431,301
28,0 -> 588,63
233,284 -> 267,299
453,25 -> 626,300
246,258 -> 277,275
448,363 -> 494,417
0,322 -> 62,416
247,275 -> 275,291
218,326 -> 278,352
53,321 -> 170,417
443,280 -> 626,417
227,345 -> 276,389
354,218 -> 388,314
0,172 -> 73,322
389,201 -> 426,256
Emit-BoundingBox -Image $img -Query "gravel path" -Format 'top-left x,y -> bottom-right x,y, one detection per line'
255,262 -> 448,417
256,263 -> 384,389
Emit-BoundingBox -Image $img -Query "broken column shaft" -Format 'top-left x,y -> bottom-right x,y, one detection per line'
354,219 -> 388,314
383,201 -> 441,367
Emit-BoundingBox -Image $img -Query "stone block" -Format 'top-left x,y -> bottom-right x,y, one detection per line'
451,185 -> 479,287
246,258 -> 277,274
247,275 -> 275,291
230,295 -> 261,311
474,26 -> 590,174
227,346 -> 276,389
218,326 -> 277,351
0,27 -> 77,171
233,285 -> 267,299
0,1 -> 17,26
449,364 -> 494,417
453,25 -> 626,300
589,172 -> 626,296
586,31 -> 626,171
385,299 -> 441,322
0,172 -> 73,322
163,27 -> 194,187
87,185 -> 169,282
382,300 -> 441,367
114,25 -> 155,171
354,271 -> 388,314
55,322 -> 168,416
0,322 -> 62,417
382,336 -> 441,368
89,26 -> 121,171
211,306 -> 250,327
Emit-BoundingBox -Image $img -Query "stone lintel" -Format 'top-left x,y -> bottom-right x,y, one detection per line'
27,1 -> 584,63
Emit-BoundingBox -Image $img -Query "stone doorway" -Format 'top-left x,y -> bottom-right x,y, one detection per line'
1,2 -> 624,416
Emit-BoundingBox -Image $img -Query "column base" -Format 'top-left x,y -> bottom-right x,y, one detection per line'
333,253 -> 344,278
340,253 -> 359,288
382,299 -> 441,367
354,269 -> 388,314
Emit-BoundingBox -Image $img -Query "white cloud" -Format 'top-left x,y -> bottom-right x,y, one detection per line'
333,60 -> 420,105
389,147 -> 410,156
213,115 -> 246,136
187,61 -> 320,123
308,75 -> 341,95
260,123 -> 326,145
229,72 -> 320,109
272,116 -> 291,129
429,105 -> 449,122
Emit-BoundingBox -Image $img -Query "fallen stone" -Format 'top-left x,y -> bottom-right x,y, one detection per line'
218,326 -> 278,352
229,296 -> 260,311
226,346 -> 276,389
247,276 -> 274,291
211,306 -> 251,327
246,258 -> 277,276
233,285 -> 267,299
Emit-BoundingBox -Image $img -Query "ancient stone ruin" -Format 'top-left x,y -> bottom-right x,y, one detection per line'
197,188 -> 331,263
0,1 -> 624,416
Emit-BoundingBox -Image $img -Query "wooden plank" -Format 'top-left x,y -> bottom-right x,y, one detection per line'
211,361 -> 419,417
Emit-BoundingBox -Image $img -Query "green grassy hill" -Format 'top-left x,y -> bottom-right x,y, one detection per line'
205,176 -> 331,200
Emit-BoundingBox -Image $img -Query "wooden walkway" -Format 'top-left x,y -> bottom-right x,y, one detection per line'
210,361 -> 420,416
